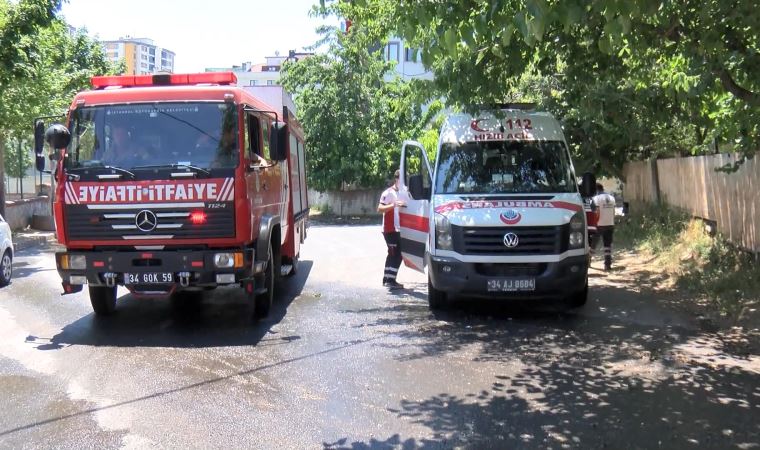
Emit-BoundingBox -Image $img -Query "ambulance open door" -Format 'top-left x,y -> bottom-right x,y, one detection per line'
398,140 -> 432,273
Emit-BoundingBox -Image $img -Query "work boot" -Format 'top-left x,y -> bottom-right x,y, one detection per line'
383,280 -> 404,290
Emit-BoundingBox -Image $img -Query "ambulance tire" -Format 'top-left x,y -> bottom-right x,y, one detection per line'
567,282 -> 588,308
253,242 -> 274,319
89,285 -> 117,316
428,275 -> 448,310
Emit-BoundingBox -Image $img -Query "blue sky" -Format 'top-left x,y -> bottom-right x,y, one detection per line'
59,0 -> 337,72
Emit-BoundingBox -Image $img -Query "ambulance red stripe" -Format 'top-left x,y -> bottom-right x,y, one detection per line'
399,212 -> 429,233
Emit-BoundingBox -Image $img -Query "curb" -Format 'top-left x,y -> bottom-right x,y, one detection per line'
12,234 -> 55,252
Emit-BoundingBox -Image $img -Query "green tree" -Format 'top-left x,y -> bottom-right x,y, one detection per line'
281,5 -> 439,191
348,0 -> 760,175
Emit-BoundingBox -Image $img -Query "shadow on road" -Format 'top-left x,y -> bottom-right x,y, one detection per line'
30,261 -> 313,350
334,282 -> 760,449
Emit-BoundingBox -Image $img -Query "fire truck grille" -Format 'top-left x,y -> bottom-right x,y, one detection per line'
65,204 -> 235,241
452,225 -> 568,255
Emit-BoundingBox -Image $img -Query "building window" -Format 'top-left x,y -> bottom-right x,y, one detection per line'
266,80 -> 275,86
404,47 -> 419,62
250,80 -> 258,86
385,42 -> 399,62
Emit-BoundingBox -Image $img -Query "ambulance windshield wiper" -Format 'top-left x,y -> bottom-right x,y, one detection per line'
132,163 -> 211,177
68,165 -> 136,180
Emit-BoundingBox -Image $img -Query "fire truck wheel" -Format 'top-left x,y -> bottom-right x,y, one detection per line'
567,282 -> 588,308
428,275 -> 448,310
89,285 -> 117,316
0,250 -> 12,287
254,242 -> 274,319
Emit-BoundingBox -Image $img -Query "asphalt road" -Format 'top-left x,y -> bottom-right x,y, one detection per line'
0,225 -> 758,449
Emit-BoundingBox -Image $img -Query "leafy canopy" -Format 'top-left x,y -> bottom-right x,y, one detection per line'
281,3 -> 439,191
348,0 -> 760,175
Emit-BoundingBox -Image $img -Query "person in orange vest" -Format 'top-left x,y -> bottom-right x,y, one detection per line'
591,182 -> 616,271
377,169 -> 406,289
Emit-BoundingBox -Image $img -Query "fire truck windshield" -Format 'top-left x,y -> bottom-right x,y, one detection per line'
65,102 -> 239,174
435,140 -> 577,194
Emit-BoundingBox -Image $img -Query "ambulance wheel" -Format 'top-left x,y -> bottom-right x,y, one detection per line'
428,275 -> 448,310
254,242 -> 274,319
89,285 -> 117,316
567,282 -> 588,308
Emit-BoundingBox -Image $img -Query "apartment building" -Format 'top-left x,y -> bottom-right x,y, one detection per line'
102,36 -> 175,75
205,51 -> 313,88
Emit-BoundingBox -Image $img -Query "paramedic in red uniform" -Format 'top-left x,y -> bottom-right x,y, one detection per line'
377,170 -> 406,289
591,182 -> 616,271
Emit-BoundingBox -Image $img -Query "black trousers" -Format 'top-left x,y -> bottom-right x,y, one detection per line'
591,226 -> 614,268
383,231 -> 402,283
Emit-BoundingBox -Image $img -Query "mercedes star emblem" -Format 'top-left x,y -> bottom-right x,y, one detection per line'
135,210 -> 158,232
503,232 -> 519,248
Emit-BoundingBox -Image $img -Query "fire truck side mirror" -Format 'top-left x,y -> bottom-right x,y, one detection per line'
34,120 -> 46,156
580,172 -> 597,198
269,121 -> 288,161
45,123 -> 72,151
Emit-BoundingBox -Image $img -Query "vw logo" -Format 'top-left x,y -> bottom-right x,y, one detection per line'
503,232 -> 519,248
135,210 -> 157,232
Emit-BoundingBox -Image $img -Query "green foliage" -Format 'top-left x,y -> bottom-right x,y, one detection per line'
0,2 -> 118,166
5,140 -> 32,179
349,0 -> 760,175
280,3 -> 438,191
616,204 -> 760,322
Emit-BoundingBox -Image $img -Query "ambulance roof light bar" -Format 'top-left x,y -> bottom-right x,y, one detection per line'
90,72 -> 238,89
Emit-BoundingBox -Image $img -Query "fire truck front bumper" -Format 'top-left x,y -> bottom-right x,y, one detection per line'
56,249 -> 257,295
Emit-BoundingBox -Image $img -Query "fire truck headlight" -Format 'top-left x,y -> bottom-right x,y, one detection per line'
61,254 -> 86,270
214,252 -> 243,268
214,253 -> 233,268
434,213 -> 453,251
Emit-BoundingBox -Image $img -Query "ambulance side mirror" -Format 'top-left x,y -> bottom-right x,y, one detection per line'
580,172 -> 596,197
269,121 -> 288,162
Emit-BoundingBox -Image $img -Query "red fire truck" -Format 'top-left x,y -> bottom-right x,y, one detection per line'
35,72 -> 309,319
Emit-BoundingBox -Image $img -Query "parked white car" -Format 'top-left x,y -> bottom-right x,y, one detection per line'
0,214 -> 12,286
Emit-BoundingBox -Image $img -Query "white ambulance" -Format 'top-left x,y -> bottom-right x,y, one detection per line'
398,106 -> 596,309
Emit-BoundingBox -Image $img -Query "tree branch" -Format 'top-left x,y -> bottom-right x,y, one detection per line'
717,68 -> 760,107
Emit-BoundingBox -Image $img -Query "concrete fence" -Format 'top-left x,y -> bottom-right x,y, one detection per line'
624,154 -> 759,253
308,189 -> 384,216
5,196 -> 52,231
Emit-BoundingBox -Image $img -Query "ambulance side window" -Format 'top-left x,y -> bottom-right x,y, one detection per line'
246,113 -> 261,162
260,119 -> 271,161
403,146 -> 431,200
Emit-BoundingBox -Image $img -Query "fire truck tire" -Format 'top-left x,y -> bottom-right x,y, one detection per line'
89,285 -> 117,316
428,275 -> 448,310
254,242 -> 274,319
0,250 -> 12,287
567,282 -> 588,308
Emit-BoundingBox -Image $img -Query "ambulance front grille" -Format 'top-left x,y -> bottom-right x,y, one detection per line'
65,204 -> 235,241
453,225 -> 567,255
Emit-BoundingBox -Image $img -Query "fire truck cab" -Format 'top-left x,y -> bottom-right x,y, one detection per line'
36,72 -> 309,319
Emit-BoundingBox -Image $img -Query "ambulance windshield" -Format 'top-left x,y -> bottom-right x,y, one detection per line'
435,140 -> 576,194
65,102 -> 238,172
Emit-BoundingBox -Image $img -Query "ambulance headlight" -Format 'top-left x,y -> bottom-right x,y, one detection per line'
569,211 -> 585,249
434,213 -> 453,251
569,232 -> 584,248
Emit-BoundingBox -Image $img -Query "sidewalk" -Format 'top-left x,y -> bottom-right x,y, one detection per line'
12,229 -> 56,252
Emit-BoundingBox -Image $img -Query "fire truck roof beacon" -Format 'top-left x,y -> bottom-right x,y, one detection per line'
90,72 -> 238,89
